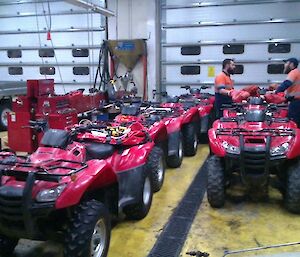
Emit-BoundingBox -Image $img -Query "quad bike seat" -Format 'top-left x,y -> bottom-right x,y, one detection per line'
248,97 -> 264,105
190,88 -> 201,94
182,101 -> 196,109
244,110 -> 266,122
148,114 -> 161,122
121,105 -> 140,116
85,143 -> 115,160
41,129 -> 70,148
167,96 -> 180,103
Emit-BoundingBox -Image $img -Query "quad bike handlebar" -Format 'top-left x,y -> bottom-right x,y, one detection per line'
22,119 -> 49,133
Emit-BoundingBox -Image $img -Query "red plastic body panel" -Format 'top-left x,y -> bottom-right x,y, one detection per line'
55,159 -> 117,209
198,104 -> 213,117
182,107 -> 199,124
210,117 -> 299,158
163,117 -> 182,134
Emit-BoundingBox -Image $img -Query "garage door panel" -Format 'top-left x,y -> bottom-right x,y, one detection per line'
0,1 -> 106,90
165,23 -> 300,43
0,31 -> 105,48
166,3 -> 300,23
165,63 -> 286,84
165,44 -> 300,61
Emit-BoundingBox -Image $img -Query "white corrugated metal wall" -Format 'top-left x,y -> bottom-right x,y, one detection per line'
0,0 -> 107,94
160,0 -> 300,96
106,0 -> 157,99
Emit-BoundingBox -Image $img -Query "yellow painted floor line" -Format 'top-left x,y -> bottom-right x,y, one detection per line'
180,188 -> 300,257
108,145 -> 209,257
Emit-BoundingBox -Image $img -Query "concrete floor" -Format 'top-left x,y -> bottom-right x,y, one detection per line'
2,132 -> 300,257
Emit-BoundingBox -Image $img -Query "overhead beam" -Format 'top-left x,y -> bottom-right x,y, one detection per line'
64,0 -> 115,17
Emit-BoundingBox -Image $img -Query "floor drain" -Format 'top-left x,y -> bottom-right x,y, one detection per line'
148,158 -> 208,257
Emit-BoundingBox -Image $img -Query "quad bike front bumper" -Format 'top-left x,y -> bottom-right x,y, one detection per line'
0,173 -> 55,240
226,148 -> 286,187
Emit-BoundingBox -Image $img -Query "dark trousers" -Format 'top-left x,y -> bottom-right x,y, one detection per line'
288,100 -> 300,127
214,93 -> 232,119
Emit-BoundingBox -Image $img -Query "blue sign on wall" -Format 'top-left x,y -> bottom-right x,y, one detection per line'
116,41 -> 135,51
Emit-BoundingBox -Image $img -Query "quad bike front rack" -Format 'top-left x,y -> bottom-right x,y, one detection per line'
0,158 -> 88,183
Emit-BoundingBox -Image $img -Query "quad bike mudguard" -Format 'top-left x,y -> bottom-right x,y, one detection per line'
117,165 -> 146,211
167,131 -> 181,156
200,114 -> 210,133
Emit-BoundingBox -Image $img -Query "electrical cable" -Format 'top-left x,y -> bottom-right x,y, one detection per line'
42,1 -> 66,93
47,0 -> 52,31
87,7 -> 92,90
34,1 -> 46,79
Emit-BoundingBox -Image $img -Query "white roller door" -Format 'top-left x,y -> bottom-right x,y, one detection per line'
159,0 -> 300,95
0,0 -> 107,94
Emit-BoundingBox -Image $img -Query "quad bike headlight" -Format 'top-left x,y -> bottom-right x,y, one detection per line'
222,141 -> 240,154
36,184 -> 67,202
270,142 -> 289,156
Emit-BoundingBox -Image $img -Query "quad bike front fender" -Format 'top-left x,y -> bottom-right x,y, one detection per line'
198,104 -> 213,118
164,117 -> 182,134
287,132 -> 300,159
113,142 -> 155,172
55,160 -> 116,209
182,108 -> 199,125
208,129 -> 226,157
149,123 -> 168,144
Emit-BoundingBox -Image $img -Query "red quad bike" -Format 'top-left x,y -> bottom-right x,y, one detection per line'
115,103 -> 184,168
0,120 -> 164,257
178,85 -> 215,141
117,96 -> 199,159
159,94 -> 201,157
207,104 -> 300,213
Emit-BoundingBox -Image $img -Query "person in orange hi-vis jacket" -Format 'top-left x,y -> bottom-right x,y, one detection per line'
214,58 -> 236,118
275,58 -> 300,127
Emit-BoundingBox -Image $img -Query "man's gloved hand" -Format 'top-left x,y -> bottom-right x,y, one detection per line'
286,95 -> 295,101
269,83 -> 278,91
227,89 -> 235,97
